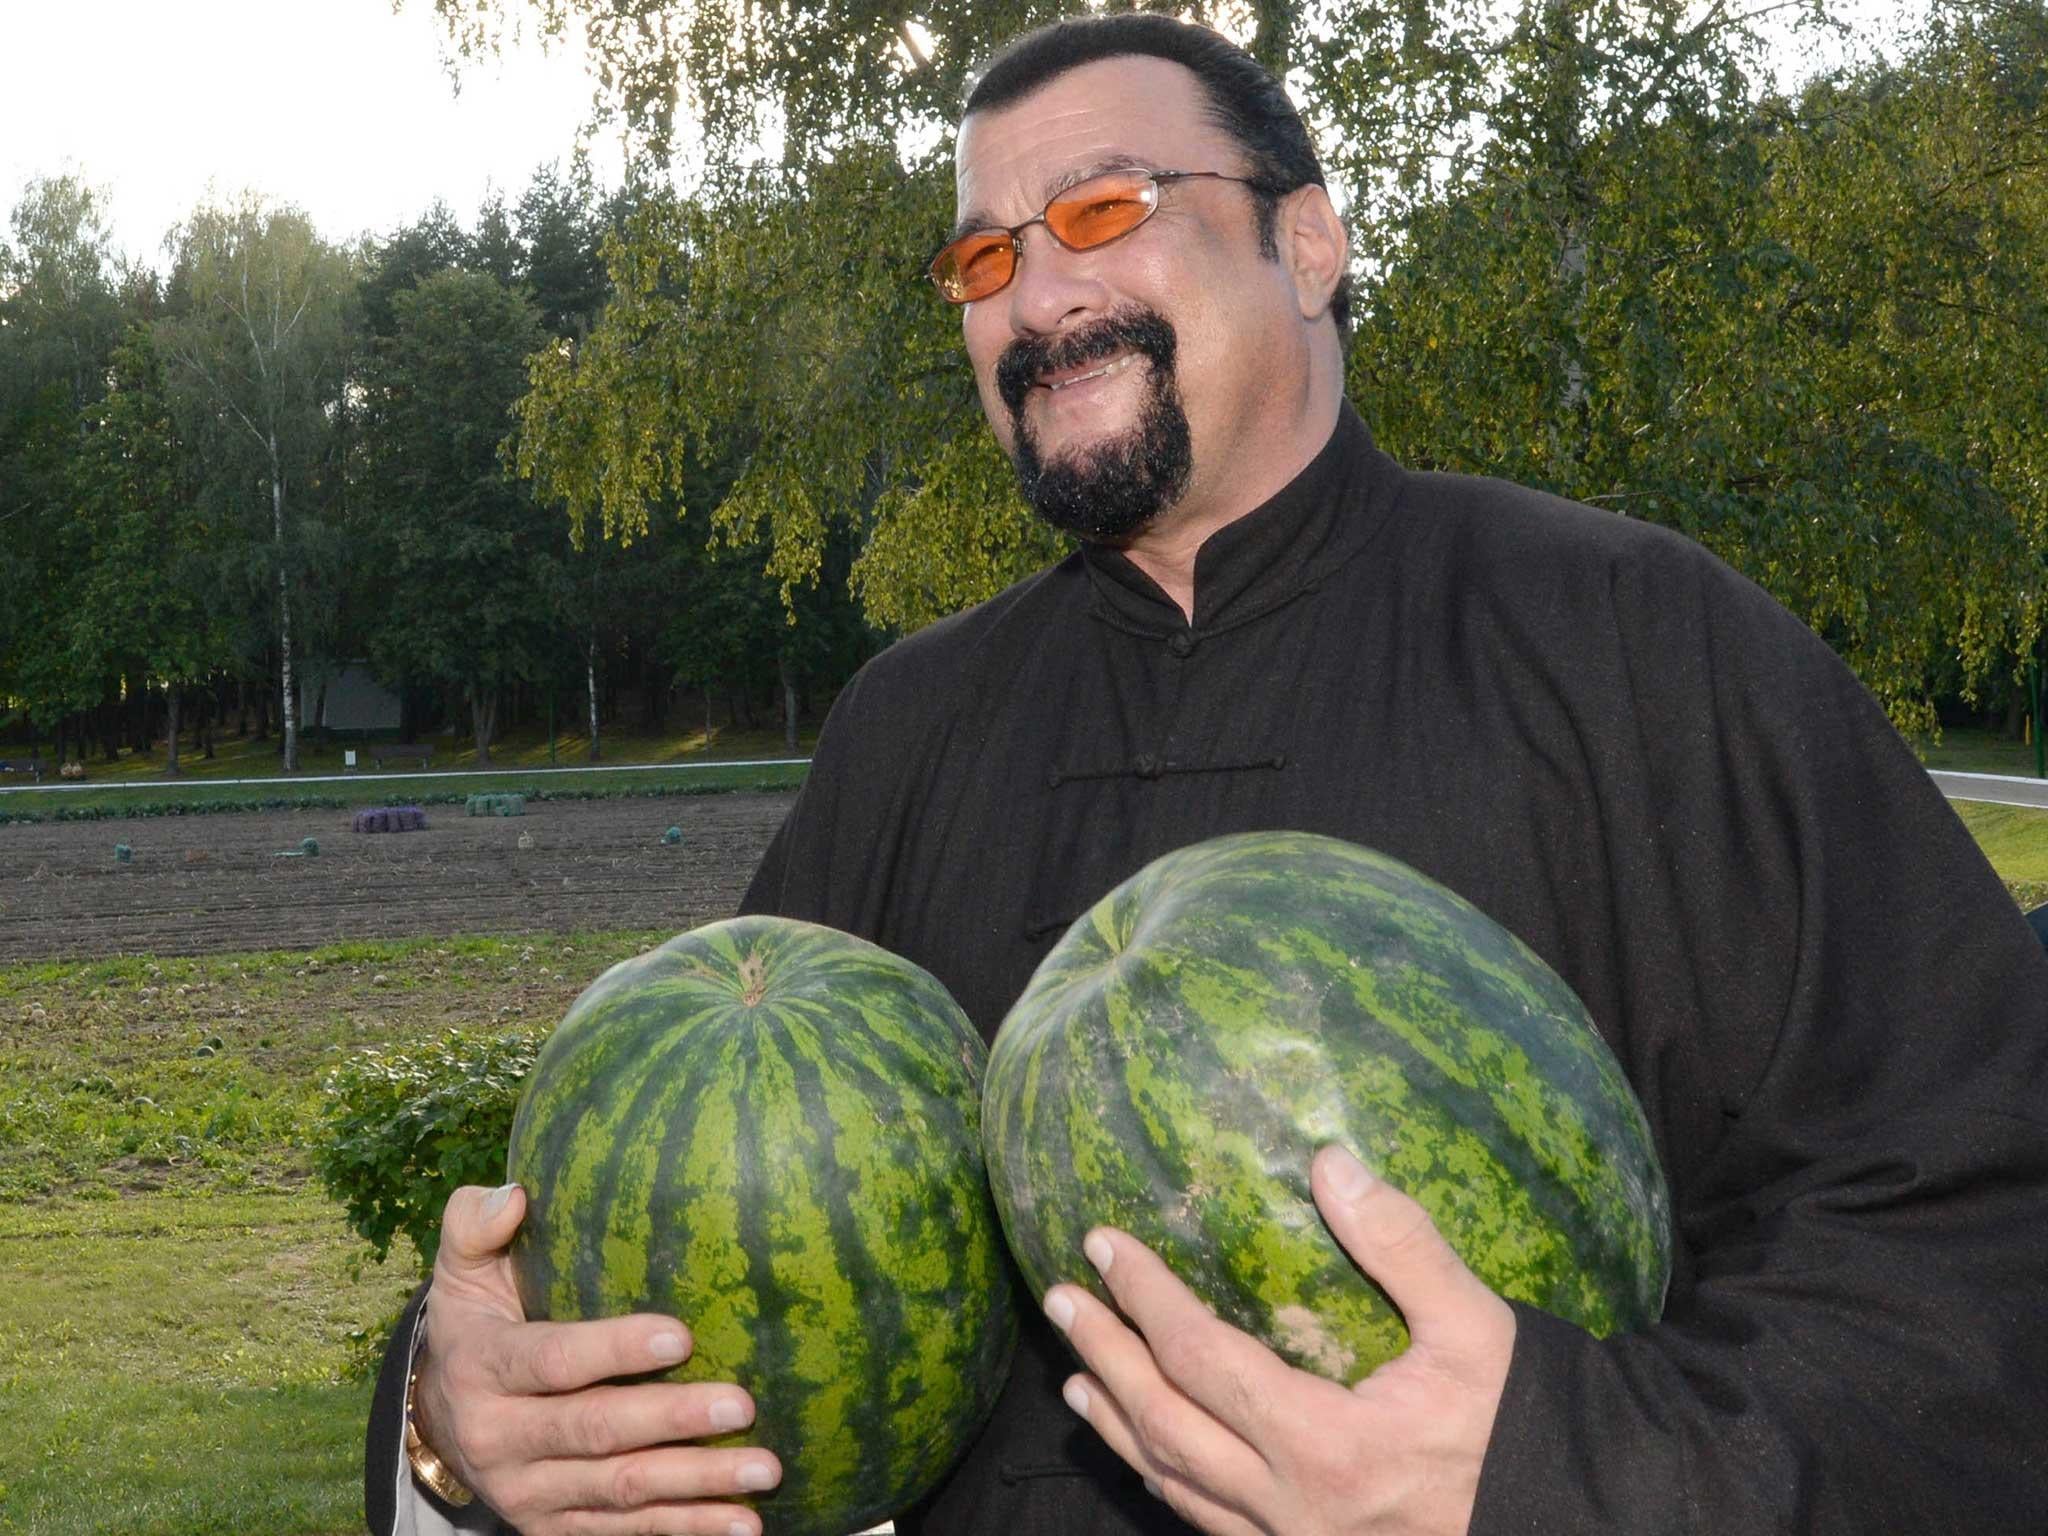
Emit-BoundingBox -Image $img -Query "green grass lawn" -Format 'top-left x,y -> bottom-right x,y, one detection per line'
0,1192 -> 381,1536
1912,723 -> 2048,777
0,932 -> 664,1536
1950,800 -> 2048,908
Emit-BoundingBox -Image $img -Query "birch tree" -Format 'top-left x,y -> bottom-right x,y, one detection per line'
158,198 -> 354,772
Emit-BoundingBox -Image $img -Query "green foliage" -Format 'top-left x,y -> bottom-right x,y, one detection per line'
313,1025 -> 548,1271
7,5 -> 2043,755
356,268 -> 560,758
155,196 -> 358,772
469,0 -> 2048,729
0,176 -> 128,729
1357,4 -> 2048,732
71,325 -> 229,701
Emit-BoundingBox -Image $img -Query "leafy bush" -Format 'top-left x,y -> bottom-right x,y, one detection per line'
313,1025 -> 548,1273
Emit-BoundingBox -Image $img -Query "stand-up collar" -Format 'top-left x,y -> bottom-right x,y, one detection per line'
1079,401 -> 1393,635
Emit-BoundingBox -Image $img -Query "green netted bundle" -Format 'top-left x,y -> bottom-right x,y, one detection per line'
465,793 -> 526,817
660,825 -> 683,845
114,843 -> 133,863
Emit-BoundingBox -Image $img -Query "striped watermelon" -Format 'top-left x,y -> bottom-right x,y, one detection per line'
983,830 -> 1670,1382
506,915 -> 1017,1536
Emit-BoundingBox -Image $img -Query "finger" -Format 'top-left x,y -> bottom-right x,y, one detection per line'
1045,1270 -> 1267,1490
542,1502 -> 764,1536
438,1181 -> 528,1274
507,1379 -> 761,1461
1311,1144 -> 1509,1344
489,1312 -> 700,1397
533,1442 -> 781,1515
547,1508 -> 764,1536
1058,1371 -> 1266,1536
1072,1228 -> 1334,1447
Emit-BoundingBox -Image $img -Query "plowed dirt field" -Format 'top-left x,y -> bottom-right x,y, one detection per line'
0,793 -> 794,962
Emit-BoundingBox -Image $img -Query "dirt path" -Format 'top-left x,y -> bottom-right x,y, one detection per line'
0,793 -> 794,962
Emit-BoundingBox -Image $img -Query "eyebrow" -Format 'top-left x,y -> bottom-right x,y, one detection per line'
945,153 -> 1156,250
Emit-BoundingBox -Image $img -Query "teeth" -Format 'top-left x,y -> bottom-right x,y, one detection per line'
1045,353 -> 1135,391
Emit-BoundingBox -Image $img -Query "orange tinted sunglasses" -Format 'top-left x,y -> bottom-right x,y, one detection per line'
928,167 -> 1258,304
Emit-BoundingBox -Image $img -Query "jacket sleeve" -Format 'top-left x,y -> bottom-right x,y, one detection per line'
364,1285 -> 516,1535
1468,547 -> 2048,1533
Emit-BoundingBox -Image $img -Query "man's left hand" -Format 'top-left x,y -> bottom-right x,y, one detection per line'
1043,1143 -> 1515,1536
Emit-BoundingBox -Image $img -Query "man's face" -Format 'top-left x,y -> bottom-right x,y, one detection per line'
953,55 -> 1310,543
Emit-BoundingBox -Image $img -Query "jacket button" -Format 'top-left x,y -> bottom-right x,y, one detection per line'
1133,753 -> 1163,779
1167,632 -> 1195,658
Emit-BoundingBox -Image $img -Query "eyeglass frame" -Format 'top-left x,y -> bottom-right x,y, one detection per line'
927,167 -> 1266,304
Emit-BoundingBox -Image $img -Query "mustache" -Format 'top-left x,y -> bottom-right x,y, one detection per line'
994,307 -> 1179,416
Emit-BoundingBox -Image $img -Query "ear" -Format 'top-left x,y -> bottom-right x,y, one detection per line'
1279,183 -> 1348,325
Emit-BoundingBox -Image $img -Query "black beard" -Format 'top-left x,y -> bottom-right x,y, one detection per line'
994,307 -> 1193,543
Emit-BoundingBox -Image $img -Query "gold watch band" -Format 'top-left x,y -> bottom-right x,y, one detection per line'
404,1360 -> 476,1508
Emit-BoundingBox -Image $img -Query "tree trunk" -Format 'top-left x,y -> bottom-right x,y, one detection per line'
1545,0 -> 1590,439
704,685 -> 714,741
273,441 -> 298,773
472,687 -> 498,766
163,687 -> 183,777
587,635 -> 602,762
779,655 -> 798,755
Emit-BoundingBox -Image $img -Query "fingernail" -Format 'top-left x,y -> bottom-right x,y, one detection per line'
647,1330 -> 688,1365
737,1460 -> 779,1491
1322,1144 -> 1376,1199
1083,1232 -> 1114,1275
1062,1377 -> 1091,1418
1145,1475 -> 1164,1499
482,1182 -> 519,1220
728,1523 -> 752,1536
1043,1289 -> 1075,1332
709,1396 -> 750,1432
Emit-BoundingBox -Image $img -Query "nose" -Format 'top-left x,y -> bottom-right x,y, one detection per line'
999,222 -> 1108,337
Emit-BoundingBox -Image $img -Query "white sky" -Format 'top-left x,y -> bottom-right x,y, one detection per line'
1,0 -> 1924,273
0,0 -> 621,268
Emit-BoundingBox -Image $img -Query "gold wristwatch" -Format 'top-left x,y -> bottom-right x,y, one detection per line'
404,1337 -> 476,1508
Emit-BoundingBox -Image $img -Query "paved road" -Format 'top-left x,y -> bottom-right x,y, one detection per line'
1931,770 -> 2048,808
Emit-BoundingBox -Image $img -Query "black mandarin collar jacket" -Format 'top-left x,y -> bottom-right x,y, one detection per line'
740,401 -> 2048,1535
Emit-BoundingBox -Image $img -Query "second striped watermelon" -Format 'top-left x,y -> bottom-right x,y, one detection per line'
983,830 -> 1671,1383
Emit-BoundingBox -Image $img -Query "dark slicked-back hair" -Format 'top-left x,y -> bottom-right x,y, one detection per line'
963,13 -> 1350,333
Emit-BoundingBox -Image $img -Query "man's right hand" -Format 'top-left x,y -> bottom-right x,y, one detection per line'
412,1182 -> 783,1536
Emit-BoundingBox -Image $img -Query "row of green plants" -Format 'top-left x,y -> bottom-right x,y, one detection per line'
0,764 -> 805,825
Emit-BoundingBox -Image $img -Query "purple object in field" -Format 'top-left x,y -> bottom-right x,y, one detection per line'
351,805 -> 429,834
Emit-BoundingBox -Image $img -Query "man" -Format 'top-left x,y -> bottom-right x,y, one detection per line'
369,15 -> 2048,1535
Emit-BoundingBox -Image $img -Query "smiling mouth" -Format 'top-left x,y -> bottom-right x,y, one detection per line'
1038,351 -> 1140,392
